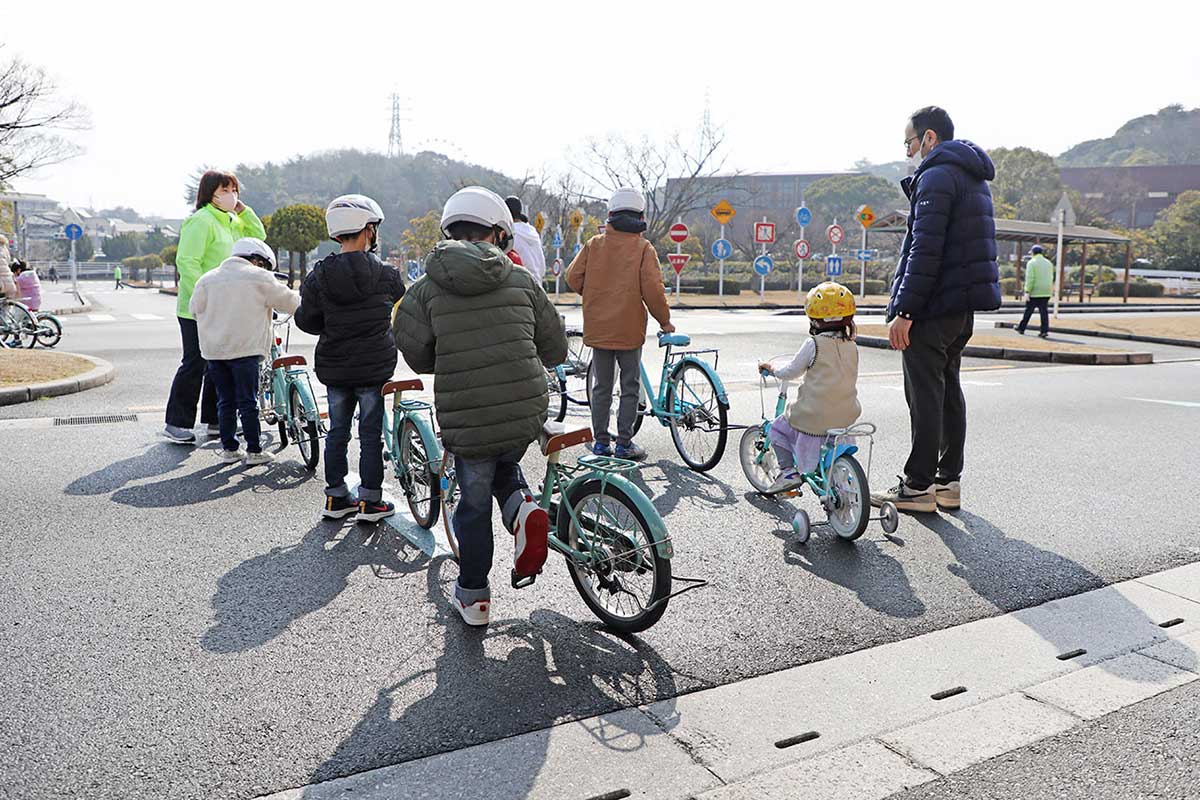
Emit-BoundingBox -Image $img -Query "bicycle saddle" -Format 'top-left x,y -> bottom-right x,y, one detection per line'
658,332 -> 691,347
540,421 -> 593,455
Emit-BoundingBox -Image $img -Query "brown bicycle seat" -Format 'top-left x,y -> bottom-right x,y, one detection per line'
271,355 -> 306,369
381,379 -> 424,395
540,421 -> 593,455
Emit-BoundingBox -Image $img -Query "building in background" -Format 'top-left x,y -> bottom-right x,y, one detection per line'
1060,165 -> 1200,228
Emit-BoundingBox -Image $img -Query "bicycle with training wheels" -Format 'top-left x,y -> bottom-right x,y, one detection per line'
739,356 -> 898,542
1,298 -> 39,348
257,312 -> 325,470
546,320 -> 591,422
586,330 -> 731,472
437,421 -> 704,633
380,378 -> 444,528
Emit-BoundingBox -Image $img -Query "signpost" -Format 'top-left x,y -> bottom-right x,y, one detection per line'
552,225 -> 563,299
826,255 -> 843,277
754,221 -> 776,245
855,205 -> 875,296
63,210 -> 85,300
710,200 -> 736,298
795,205 -> 811,300
754,216 -> 775,299
794,239 -> 811,260
533,212 -> 546,234
669,217 -> 689,296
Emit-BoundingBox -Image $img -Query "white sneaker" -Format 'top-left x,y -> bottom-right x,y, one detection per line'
870,477 -> 937,513
453,594 -> 490,626
219,449 -> 242,464
163,425 -> 196,444
763,470 -> 803,495
243,451 -> 275,466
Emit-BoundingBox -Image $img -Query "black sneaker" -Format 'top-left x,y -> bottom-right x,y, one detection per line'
357,499 -> 396,523
322,495 -> 359,519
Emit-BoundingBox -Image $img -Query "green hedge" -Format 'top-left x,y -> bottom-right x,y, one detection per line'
1097,281 -> 1164,298
1000,277 -> 1020,296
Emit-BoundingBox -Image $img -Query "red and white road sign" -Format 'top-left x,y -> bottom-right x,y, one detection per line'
668,222 -> 690,243
826,224 -> 844,245
754,221 -> 776,244
793,239 -> 811,259
551,257 -> 564,276
667,253 -> 690,275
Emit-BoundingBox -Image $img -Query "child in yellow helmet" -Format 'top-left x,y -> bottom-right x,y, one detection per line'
757,281 -> 863,494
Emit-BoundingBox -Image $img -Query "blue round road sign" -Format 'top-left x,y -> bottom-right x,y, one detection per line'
795,206 -> 812,227
407,260 -> 421,281
65,223 -> 83,241
753,254 -> 774,276
711,238 -> 733,260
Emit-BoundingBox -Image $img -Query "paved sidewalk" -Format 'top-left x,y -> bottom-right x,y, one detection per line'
260,562 -> 1200,800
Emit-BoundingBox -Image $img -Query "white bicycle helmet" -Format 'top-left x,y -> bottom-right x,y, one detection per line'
440,186 -> 514,240
608,186 -> 646,214
231,237 -> 277,270
326,194 -> 385,239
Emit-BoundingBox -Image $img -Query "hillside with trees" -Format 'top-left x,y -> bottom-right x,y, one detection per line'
1058,105 -> 1200,167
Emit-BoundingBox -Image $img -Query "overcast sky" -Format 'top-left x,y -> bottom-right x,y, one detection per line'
7,0 -> 1199,218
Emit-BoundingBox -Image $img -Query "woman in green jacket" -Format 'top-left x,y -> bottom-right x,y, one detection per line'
163,170 -> 267,444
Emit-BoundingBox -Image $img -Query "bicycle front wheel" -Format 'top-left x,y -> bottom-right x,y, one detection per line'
739,425 -> 778,494
438,455 -> 461,560
400,417 -> 439,529
665,362 -> 728,472
827,454 -> 869,540
3,303 -> 37,349
290,386 -> 320,471
35,314 -> 62,348
557,479 -> 671,633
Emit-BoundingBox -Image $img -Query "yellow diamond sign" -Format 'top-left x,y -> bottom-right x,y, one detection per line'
710,199 -> 736,225
569,209 -> 584,229
857,204 -> 876,228
533,212 -> 546,233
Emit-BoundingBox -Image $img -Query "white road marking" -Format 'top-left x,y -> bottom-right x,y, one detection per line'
1126,397 -> 1200,408
131,313 -> 163,321
961,381 -> 1003,387
87,313 -> 116,322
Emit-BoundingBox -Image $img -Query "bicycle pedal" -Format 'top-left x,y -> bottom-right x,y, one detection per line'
510,569 -> 538,590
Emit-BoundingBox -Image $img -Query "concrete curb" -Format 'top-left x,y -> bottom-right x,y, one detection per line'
855,335 -> 1153,365
994,320 -> 1200,349
0,353 -> 116,406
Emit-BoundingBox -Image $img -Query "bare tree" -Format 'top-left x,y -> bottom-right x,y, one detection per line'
571,120 -> 735,246
0,48 -> 87,186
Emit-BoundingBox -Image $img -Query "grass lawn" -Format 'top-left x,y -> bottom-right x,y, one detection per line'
0,350 -> 95,387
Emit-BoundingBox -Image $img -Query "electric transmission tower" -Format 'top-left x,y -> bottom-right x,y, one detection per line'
388,93 -> 403,157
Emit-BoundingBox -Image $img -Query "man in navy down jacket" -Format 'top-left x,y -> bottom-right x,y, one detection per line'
872,106 -> 1001,514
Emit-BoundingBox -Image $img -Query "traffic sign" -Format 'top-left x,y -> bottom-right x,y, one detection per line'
753,254 -> 774,276
569,209 -> 584,229
667,253 -> 690,275
754,222 -> 776,244
794,239 -> 811,260
826,224 -> 844,245
533,212 -> 546,233
64,223 -> 83,241
551,230 -> 563,248
855,249 -> 878,261
856,204 -> 876,228
406,260 -> 421,281
551,257 -> 564,277
825,255 -> 843,277
795,206 -> 812,227
710,199 -> 736,224
668,222 -> 690,243
711,238 -> 733,260
572,242 -> 581,257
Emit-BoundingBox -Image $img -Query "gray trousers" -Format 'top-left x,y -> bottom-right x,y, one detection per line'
590,347 -> 642,446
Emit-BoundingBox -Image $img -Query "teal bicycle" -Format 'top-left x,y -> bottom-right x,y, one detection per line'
257,313 -> 324,470
586,330 -> 731,472
381,378 -> 443,528
739,357 -> 898,542
438,421 -> 701,633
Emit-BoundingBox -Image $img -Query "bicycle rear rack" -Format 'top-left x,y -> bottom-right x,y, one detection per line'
577,454 -> 641,475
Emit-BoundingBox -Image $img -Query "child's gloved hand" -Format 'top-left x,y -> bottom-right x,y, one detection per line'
757,362 -> 774,376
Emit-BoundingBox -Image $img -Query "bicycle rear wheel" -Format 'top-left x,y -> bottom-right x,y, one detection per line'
34,314 -> 62,348
3,303 -> 37,348
400,417 -> 439,529
438,454 -> 461,560
557,479 -> 671,633
290,386 -> 320,471
826,454 -> 869,540
665,362 -> 728,472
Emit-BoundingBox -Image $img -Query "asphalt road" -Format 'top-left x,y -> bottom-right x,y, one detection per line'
2,288 -> 1198,799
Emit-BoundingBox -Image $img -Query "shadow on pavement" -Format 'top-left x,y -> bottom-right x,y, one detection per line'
304,558 -> 682,798
201,520 -> 430,653
64,441 -> 193,496
915,509 -> 1197,676
108,458 -> 313,507
631,458 -> 738,518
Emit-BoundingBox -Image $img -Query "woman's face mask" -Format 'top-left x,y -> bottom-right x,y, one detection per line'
213,188 -> 239,212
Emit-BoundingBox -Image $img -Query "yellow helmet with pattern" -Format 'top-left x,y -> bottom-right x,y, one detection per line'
805,281 -> 856,320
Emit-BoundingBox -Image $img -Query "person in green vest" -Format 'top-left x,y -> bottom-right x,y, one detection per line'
113,264 -> 124,290
163,170 -> 266,444
1017,245 -> 1055,338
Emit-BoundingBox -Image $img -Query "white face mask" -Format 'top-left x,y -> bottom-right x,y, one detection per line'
908,137 -> 926,170
213,190 -> 238,212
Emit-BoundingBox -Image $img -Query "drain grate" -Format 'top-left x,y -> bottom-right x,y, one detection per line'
53,414 -> 139,427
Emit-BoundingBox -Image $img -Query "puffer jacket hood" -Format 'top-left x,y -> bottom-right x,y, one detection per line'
916,139 -> 995,182
425,239 -> 512,297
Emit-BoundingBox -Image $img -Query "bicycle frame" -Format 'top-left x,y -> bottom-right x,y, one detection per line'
262,318 -> 324,442
381,390 -> 443,479
641,337 -> 730,428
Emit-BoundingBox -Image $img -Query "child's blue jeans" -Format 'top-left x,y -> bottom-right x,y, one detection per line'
207,356 -> 262,453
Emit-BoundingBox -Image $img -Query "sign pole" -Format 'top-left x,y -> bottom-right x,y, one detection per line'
1053,209 -> 1064,319
759,216 -> 767,301
718,223 -> 725,299
70,238 -> 78,299
554,224 -> 563,301
860,225 -> 867,297
673,216 -> 682,297
798,223 -> 806,300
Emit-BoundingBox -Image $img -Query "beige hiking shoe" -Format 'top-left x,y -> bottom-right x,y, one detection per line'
933,480 -> 961,510
870,477 -> 937,513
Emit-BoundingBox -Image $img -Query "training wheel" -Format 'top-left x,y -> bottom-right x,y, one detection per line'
880,501 -> 899,534
791,509 -> 811,544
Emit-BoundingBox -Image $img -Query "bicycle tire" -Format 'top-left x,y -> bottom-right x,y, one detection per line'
290,386 -> 320,471
739,425 -> 778,494
34,314 -> 62,348
665,362 -> 728,472
400,416 -> 439,529
546,368 -> 568,423
438,455 -> 461,560
556,479 -> 671,633
827,454 -> 869,540
3,303 -> 37,349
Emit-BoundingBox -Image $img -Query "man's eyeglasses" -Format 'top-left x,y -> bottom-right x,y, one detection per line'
904,134 -> 922,149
